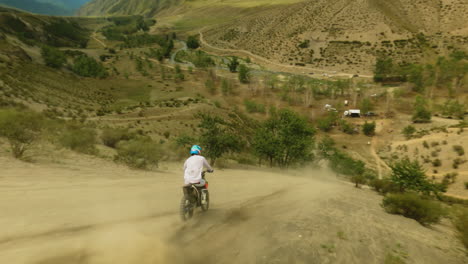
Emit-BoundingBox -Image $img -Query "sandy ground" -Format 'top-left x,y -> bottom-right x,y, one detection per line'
0,155 -> 466,264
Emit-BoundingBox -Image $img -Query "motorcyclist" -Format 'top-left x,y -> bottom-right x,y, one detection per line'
183,145 -> 213,186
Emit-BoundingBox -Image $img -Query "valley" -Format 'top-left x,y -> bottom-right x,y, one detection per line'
0,1 -> 467,263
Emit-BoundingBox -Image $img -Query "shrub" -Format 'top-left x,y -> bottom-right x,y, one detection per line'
370,178 -> 400,194
351,174 -> 366,188
186,35 -> 200,49
101,128 -> 135,148
362,121 -> 376,136
453,158 -> 462,169
72,55 -> 108,78
41,46 -> 66,68
422,141 -> 429,148
402,125 -> 416,139
382,193 -> 446,226
465,182 -> 468,189
340,120 -> 356,134
238,64 -> 250,83
412,96 -> 431,123
453,145 -> 465,156
432,159 -> 442,167
227,57 -> 239,72
115,137 -> 161,169
59,125 -> 97,154
0,109 -> 44,159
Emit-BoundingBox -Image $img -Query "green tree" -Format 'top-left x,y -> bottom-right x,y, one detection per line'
238,64 -> 250,83
227,56 -> 239,72
72,55 -> 108,78
0,109 -> 44,159
362,121 -> 376,136
41,46 -> 66,68
374,57 -> 394,82
198,113 -> 242,165
186,35 -> 200,49
412,96 -> 431,123
253,109 -> 315,167
390,158 -> 437,195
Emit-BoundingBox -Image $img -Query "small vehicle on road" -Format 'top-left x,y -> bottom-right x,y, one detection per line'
180,171 -> 211,221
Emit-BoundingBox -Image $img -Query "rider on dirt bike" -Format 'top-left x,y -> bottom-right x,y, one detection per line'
183,145 -> 213,186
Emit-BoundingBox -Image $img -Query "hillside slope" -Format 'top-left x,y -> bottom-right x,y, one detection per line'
77,0 -> 181,17
202,0 -> 468,74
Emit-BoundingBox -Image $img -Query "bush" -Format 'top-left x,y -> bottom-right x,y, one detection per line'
382,193 -> 446,226
362,121 -> 376,136
412,96 -> 431,123
339,120 -> 356,134
115,137 -> 161,169
351,174 -> 367,188
101,128 -> 135,148
186,35 -> 200,49
453,145 -> 465,156
41,46 -> 66,68
370,178 -> 400,194
72,55 -> 108,78
432,159 -> 442,167
402,125 -> 416,139
238,64 -> 250,83
422,140 -> 429,148
59,125 -> 97,154
465,182 -> 468,189
0,109 -> 44,159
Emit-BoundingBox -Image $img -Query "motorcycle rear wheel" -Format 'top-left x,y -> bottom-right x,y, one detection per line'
180,196 -> 194,221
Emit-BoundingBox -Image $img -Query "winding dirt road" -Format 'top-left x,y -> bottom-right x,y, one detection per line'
0,155 -> 465,264
198,30 -> 373,79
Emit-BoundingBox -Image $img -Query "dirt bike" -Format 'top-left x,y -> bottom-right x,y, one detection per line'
180,171 -> 211,221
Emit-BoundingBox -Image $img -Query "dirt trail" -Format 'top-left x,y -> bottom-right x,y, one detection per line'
370,121 -> 392,179
91,32 -> 107,48
198,30 -> 373,79
0,155 -> 465,264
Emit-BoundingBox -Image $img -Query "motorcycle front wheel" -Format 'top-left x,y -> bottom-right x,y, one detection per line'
180,196 -> 194,221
